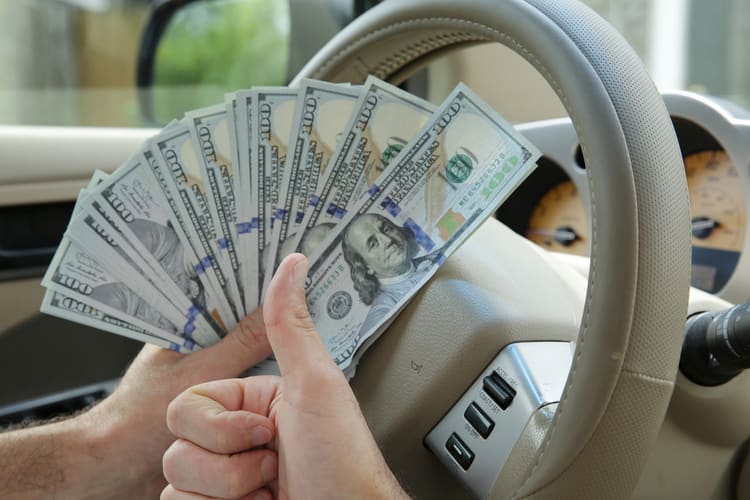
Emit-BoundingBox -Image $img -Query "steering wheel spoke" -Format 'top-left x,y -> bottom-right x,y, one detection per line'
425,341 -> 573,498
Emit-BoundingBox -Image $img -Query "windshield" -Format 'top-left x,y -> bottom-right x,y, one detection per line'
0,0 -> 747,127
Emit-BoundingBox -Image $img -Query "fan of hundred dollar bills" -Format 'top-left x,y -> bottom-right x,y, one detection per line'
40,76 -> 540,378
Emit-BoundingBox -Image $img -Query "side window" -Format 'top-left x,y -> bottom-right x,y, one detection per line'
0,0 -> 368,128
143,0 -> 291,124
0,1 -> 149,127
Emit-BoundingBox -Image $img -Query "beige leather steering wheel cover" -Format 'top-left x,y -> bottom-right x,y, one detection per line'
292,0 -> 691,498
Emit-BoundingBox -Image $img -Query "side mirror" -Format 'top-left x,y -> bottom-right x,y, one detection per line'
136,0 -> 365,125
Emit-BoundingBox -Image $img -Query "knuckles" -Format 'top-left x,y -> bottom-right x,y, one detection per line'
161,439 -> 190,486
233,313 -> 271,355
164,396 -> 183,436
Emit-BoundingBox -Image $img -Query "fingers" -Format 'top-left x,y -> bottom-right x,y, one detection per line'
163,439 -> 277,499
167,378 -> 279,454
263,253 -> 335,376
161,484 -> 272,500
189,308 -> 272,378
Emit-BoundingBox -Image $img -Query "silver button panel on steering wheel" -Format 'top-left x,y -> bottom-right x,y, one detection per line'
424,342 -> 574,498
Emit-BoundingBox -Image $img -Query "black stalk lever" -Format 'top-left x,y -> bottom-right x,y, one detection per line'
681,300 -> 750,386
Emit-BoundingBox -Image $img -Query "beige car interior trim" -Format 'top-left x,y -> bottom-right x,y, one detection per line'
0,126 -> 157,206
295,0 -> 691,498
1,179 -> 100,207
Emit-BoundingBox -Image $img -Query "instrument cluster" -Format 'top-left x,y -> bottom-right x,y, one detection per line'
497,91 -> 750,303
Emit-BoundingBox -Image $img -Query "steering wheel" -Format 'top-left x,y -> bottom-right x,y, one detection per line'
292,0 -> 691,498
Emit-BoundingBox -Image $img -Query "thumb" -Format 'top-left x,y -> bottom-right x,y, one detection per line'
263,253 -> 334,376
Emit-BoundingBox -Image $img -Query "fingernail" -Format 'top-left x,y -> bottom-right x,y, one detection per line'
249,426 -> 272,445
252,489 -> 271,500
261,454 -> 278,482
291,256 -> 308,289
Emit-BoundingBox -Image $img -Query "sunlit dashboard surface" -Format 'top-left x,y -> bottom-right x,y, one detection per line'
498,91 -> 750,302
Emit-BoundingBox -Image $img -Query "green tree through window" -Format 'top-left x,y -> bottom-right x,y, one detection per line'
153,0 -> 289,121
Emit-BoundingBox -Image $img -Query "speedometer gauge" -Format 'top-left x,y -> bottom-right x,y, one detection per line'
525,180 -> 587,256
686,150 -> 745,293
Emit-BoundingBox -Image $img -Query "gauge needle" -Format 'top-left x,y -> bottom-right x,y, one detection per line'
691,216 -> 720,239
527,226 -> 581,246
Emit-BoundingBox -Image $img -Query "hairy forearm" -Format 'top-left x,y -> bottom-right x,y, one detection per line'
0,415 -> 94,498
0,409 -> 163,499
374,457 -> 412,500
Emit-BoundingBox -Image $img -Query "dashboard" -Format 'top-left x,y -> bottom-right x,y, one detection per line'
497,91 -> 750,304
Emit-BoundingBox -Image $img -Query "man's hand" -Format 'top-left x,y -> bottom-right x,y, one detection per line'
0,302 -> 275,499
161,254 -> 409,499
88,306 -> 275,497
78,304 -> 274,497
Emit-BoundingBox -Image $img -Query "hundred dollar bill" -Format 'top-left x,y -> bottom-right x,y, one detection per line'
68,186 -> 209,336
187,105 -> 247,316
67,207 -> 211,338
148,125 -> 242,328
76,156 -> 224,342
234,90 -> 260,312
148,126 -> 241,324
140,150 -> 235,334
46,181 -> 202,354
42,236 -> 200,351
224,94 -> 242,198
69,185 -> 218,340
305,84 -> 541,370
293,77 -> 435,259
263,80 -> 361,291
41,289 -> 197,354
225,93 -> 257,314
224,94 -> 243,219
251,88 -> 297,296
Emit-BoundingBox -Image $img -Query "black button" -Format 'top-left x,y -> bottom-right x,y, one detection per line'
465,402 -> 494,438
445,433 -> 474,470
483,371 -> 516,410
